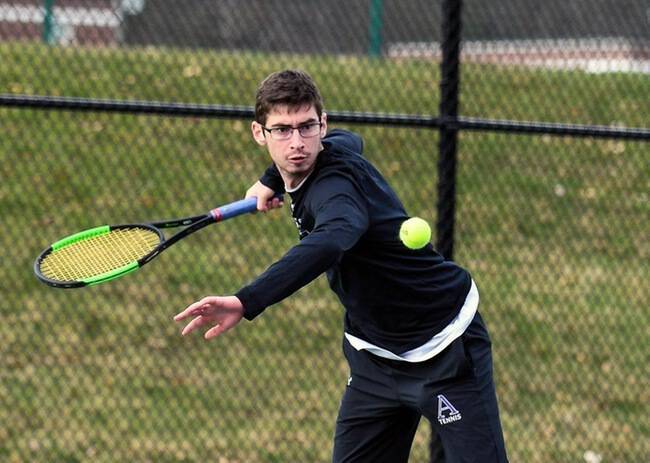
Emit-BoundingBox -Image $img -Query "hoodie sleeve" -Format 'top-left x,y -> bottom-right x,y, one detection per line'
235,174 -> 369,320
259,164 -> 285,194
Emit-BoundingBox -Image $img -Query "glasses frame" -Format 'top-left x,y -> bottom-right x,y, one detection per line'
260,122 -> 323,141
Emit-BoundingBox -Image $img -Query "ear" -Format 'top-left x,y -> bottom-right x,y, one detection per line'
320,112 -> 328,137
251,121 -> 267,146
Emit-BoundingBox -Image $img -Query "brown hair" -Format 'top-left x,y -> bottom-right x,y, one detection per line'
254,69 -> 323,125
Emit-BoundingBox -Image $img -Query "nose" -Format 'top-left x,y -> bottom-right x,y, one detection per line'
289,127 -> 305,149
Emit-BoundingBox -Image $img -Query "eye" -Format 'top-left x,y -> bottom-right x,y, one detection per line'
274,127 -> 292,136
299,123 -> 320,134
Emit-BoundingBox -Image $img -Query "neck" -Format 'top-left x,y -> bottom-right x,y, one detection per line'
281,167 -> 315,191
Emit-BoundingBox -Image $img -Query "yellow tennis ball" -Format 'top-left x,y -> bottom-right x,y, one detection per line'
399,217 -> 431,249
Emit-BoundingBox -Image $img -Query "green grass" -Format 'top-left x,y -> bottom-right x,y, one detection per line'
1,42 -> 649,462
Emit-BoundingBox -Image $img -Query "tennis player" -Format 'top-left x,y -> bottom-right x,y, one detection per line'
174,70 -> 508,462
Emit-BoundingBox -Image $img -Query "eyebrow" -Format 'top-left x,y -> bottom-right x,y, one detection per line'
269,118 -> 319,128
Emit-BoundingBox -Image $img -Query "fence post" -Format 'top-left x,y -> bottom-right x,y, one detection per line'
431,0 -> 463,453
432,4 -> 462,461
368,0 -> 384,57
435,0 -> 462,261
43,0 -> 55,44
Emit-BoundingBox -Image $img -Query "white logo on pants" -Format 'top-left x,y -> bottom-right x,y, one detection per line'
437,394 -> 462,425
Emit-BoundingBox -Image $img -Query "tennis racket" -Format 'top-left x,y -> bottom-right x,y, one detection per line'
34,196 -> 273,289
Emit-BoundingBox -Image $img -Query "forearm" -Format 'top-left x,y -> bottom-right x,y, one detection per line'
259,164 -> 284,193
239,174 -> 369,320
235,231 -> 344,320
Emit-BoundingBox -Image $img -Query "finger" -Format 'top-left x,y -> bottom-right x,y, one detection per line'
174,304 -> 200,322
181,316 -> 211,336
204,323 -> 225,340
268,197 -> 284,210
174,298 -> 210,321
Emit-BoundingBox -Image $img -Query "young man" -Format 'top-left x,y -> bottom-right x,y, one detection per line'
174,70 -> 508,462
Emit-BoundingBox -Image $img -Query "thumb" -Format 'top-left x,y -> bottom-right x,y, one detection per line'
257,196 -> 268,212
204,323 -> 226,340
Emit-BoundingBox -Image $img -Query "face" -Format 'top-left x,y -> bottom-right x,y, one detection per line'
251,104 -> 327,189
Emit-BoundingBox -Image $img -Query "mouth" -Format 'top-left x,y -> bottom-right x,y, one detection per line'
287,154 -> 308,164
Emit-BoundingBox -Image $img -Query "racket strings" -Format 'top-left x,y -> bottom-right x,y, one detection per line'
40,228 -> 161,282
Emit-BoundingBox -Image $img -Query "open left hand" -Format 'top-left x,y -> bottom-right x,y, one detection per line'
173,295 -> 244,340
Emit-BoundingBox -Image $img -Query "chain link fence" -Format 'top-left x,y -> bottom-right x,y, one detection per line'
1,1 -> 648,462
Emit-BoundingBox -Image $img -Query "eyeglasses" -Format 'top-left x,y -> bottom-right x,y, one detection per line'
261,122 -> 322,141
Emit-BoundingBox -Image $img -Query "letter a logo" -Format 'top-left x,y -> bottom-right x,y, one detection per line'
437,394 -> 462,425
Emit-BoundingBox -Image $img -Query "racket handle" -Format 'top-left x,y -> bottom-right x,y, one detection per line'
210,194 -> 283,221
211,197 -> 257,221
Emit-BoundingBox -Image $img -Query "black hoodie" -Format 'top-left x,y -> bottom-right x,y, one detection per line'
235,129 -> 471,354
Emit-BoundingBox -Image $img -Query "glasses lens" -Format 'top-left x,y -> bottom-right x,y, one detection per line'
268,123 -> 320,140
271,127 -> 292,140
298,123 -> 320,137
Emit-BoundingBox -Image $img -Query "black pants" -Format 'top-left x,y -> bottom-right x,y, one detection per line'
333,312 -> 508,463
